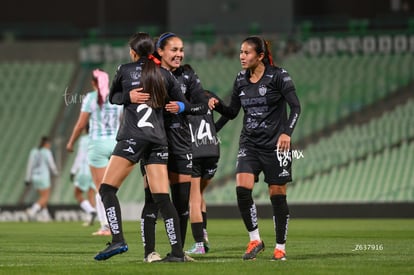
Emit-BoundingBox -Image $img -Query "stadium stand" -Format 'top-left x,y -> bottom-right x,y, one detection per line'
2,40 -> 413,207
0,61 -> 75,204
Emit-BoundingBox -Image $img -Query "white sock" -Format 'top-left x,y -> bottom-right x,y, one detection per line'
80,200 -> 95,214
249,228 -> 261,241
276,243 -> 286,251
31,203 -> 41,214
95,193 -> 108,229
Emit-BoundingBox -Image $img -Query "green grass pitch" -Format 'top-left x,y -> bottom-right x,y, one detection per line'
1,219 -> 413,274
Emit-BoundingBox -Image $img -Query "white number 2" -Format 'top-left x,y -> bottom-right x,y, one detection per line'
136,104 -> 154,128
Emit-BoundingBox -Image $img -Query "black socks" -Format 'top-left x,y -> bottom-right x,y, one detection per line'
99,183 -> 124,243
236,186 -> 258,232
170,182 -> 190,247
152,193 -> 184,258
270,194 -> 290,244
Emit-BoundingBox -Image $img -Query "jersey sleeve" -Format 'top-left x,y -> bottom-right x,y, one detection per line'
81,92 -> 93,113
213,75 -> 242,119
109,65 -> 131,105
275,68 -> 301,136
25,149 -> 36,182
163,68 -> 208,115
46,150 -> 59,176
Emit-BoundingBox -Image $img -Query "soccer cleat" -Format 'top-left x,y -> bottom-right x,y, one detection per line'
242,240 -> 265,260
185,243 -> 206,254
271,249 -> 286,261
94,241 -> 128,261
203,229 -> 210,253
157,253 -> 194,262
144,251 -> 162,263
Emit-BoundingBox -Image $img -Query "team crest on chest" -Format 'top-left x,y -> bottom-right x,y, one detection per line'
180,84 -> 187,94
130,71 -> 140,80
258,85 -> 267,96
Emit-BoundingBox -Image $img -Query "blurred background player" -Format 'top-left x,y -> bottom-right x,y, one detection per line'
186,90 -> 222,254
66,69 -> 122,236
69,126 -> 97,226
213,36 -> 301,261
25,136 -> 58,221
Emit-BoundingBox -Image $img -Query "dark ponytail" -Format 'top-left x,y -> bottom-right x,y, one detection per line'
242,36 -> 275,66
129,32 -> 166,109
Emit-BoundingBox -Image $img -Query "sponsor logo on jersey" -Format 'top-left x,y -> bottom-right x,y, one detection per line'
239,91 -> 245,96
258,85 -> 267,96
180,84 -> 187,94
156,152 -> 168,160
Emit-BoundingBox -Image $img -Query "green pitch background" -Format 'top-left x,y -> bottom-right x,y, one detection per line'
1,219 -> 413,274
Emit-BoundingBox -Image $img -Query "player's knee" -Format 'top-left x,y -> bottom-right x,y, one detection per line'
99,183 -> 117,199
236,186 -> 252,201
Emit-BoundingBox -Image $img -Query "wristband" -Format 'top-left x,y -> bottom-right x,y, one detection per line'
177,101 -> 185,113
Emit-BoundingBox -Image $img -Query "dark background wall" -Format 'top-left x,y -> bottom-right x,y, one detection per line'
1,0 -> 413,38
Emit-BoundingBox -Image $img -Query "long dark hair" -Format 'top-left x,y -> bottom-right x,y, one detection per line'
129,32 -> 166,109
242,36 -> 275,66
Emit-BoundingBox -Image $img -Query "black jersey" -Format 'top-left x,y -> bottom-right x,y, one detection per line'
215,65 -> 301,150
109,59 -> 207,145
188,108 -> 220,159
165,65 -> 208,156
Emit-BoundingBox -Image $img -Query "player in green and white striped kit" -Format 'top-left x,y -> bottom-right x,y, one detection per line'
67,69 -> 122,236
25,136 -> 58,221
70,129 -> 97,226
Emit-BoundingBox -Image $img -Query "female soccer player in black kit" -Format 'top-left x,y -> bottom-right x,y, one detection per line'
140,32 -> 219,261
213,36 -> 301,261
94,32 -> 208,262
186,90 -> 221,254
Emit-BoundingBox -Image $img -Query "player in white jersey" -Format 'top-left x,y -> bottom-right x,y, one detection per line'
67,69 -> 122,236
25,136 -> 58,221
70,128 -> 97,226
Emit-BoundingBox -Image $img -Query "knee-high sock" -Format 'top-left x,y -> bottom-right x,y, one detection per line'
270,194 -> 289,245
236,186 -> 258,232
191,222 -> 204,243
152,193 -> 183,258
141,187 -> 159,257
95,193 -> 107,227
170,182 -> 190,247
99,184 -> 124,243
202,211 -> 207,230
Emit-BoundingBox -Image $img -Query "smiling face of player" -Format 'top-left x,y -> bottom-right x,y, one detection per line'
157,37 -> 184,71
239,41 -> 264,71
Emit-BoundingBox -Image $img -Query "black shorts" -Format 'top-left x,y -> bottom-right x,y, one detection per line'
236,146 -> 292,185
112,139 -> 168,165
192,157 -> 219,179
167,153 -> 192,175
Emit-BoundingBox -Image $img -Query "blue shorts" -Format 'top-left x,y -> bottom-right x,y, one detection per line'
88,139 -> 116,168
